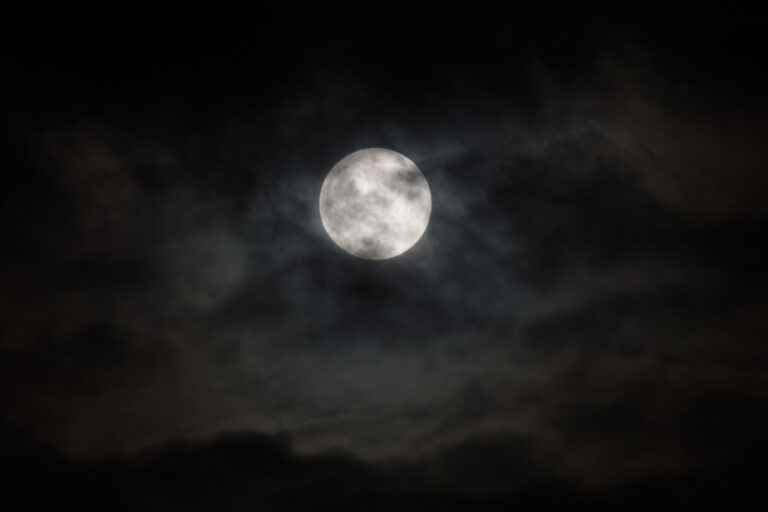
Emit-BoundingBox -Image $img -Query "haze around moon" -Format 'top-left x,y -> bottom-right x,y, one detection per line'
319,148 -> 432,259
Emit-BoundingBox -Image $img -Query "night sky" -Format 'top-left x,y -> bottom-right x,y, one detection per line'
3,8 -> 768,509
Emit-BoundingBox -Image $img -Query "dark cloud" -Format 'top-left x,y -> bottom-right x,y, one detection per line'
3,418 -> 768,510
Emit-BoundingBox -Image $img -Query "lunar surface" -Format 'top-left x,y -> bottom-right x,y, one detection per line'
319,148 -> 432,259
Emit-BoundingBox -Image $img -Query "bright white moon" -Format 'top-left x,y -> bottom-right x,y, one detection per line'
319,148 -> 431,260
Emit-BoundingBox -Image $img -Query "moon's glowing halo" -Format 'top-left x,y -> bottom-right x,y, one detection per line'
319,148 -> 432,260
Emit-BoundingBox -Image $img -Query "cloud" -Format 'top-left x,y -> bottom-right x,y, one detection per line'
2,37 -> 767,496
595,60 -> 768,220
4,417 -> 768,510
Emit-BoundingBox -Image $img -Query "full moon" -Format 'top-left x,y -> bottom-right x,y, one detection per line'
319,148 -> 432,260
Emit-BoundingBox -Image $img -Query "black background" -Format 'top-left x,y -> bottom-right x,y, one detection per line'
3,7 -> 768,510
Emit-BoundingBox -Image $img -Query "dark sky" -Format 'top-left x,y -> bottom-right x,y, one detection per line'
3,8 -> 768,509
